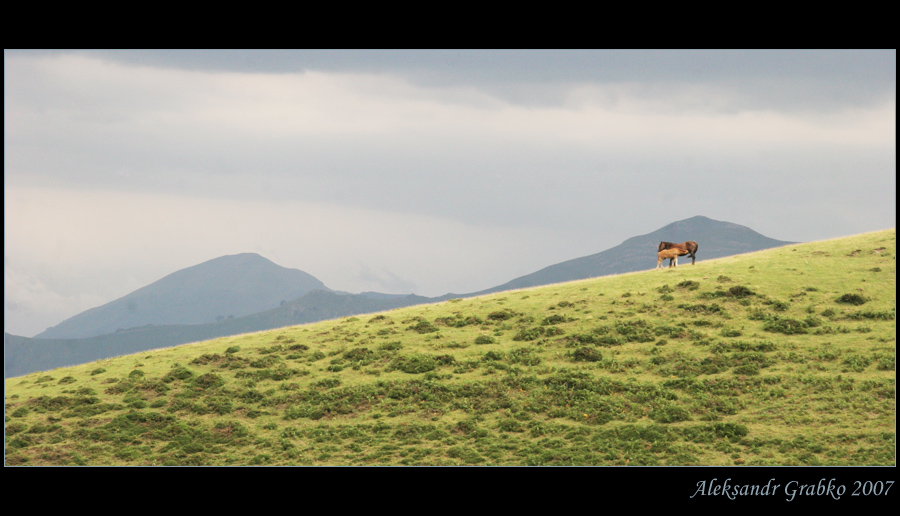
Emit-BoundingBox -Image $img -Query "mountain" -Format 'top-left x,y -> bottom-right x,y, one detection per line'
34,253 -> 328,340
465,215 -> 796,295
6,216 -> 797,378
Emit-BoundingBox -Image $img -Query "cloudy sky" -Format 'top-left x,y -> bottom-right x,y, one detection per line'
4,49 -> 896,337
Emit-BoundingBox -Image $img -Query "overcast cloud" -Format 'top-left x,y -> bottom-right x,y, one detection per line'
4,49 -> 895,337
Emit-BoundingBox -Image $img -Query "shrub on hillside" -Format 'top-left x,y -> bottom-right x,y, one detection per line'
844,310 -> 894,320
570,347 -> 603,362
875,353 -> 895,371
542,314 -> 569,325
507,347 -> 541,366
482,350 -> 504,361
842,354 -> 872,373
513,327 -> 545,341
406,319 -> 438,333
678,303 -> 723,315
649,405 -> 691,423
763,317 -> 809,335
163,364 -> 194,383
343,347 -> 375,364
732,364 -> 760,376
393,354 -> 438,374
726,286 -> 755,298
192,373 -> 225,390
710,422 -> 749,442
407,318 -> 440,334
487,309 -> 517,321
435,315 -> 483,327
613,319 -> 656,343
837,293 -> 868,305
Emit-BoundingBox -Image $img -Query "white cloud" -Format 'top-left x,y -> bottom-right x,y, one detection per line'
4,264 -> 109,337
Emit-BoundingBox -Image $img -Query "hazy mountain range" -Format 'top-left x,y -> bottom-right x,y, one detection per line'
4,216 -> 795,377
34,253 -> 329,340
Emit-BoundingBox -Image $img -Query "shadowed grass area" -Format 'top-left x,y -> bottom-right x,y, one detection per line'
5,230 -> 894,466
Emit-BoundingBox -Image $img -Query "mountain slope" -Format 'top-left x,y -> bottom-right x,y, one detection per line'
469,215 -> 795,295
35,253 -> 328,340
5,229 -> 894,466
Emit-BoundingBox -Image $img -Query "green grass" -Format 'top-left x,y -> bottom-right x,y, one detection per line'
5,230 -> 895,466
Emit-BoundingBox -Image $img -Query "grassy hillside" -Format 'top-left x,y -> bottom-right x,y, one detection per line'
6,216 -> 796,379
5,291 -> 431,379
5,230 -> 894,466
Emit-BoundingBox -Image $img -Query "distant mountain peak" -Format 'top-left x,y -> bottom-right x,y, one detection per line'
35,253 -> 328,339
476,216 -> 795,294
172,252 -> 279,272
653,215 -> 742,234
210,252 -> 270,262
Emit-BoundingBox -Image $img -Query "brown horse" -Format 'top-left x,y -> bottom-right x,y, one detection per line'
658,241 -> 698,265
657,248 -> 686,269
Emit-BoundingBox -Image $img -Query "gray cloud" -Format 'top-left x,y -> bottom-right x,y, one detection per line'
10,49 -> 894,110
4,49 -> 895,337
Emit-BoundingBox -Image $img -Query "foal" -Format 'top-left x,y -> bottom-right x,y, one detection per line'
658,241 -> 698,265
657,248 -> 686,269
